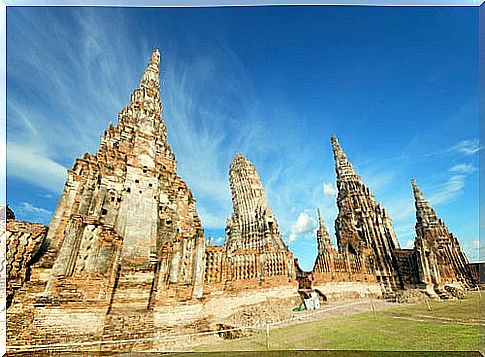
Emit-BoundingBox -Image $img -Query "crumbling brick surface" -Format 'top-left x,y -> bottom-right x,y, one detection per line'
411,179 -> 476,293
5,50 -> 477,351
6,220 -> 48,307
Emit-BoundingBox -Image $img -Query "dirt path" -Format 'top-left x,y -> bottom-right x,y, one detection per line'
183,299 -> 402,351
271,299 -> 401,328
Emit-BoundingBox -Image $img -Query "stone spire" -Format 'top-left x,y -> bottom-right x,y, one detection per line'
225,153 -> 287,252
331,135 -> 360,182
411,178 -> 440,231
411,179 -> 475,287
139,49 -> 160,90
42,49 -> 205,308
117,48 -> 166,141
331,135 -> 401,292
316,208 -> 334,253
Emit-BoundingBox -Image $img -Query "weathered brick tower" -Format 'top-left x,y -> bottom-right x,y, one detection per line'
42,49 -> 206,310
224,153 -> 296,285
225,153 -> 287,252
411,179 -> 475,290
331,135 -> 401,293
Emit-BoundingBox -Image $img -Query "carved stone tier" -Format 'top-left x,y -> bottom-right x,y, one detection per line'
225,154 -> 287,253
6,220 -> 48,307
331,135 -> 401,293
224,153 -> 296,285
38,49 -> 204,310
411,179 -> 475,290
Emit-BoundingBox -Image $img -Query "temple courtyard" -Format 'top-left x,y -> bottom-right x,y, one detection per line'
193,292 -> 482,353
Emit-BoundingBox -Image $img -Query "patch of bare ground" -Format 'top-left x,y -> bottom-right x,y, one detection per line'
186,298 -> 401,351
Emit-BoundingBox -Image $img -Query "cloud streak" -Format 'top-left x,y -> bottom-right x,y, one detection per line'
449,163 -> 477,174
451,139 -> 481,156
323,182 -> 336,198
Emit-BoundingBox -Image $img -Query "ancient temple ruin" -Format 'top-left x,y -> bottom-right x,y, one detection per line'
330,135 -> 402,293
216,154 -> 296,289
310,137 -> 477,299
225,154 -> 287,252
37,49 -> 206,310
202,154 -> 297,296
6,219 -> 48,308
5,49 -> 479,351
411,179 -> 475,289
6,50 -> 299,349
311,208 -> 376,288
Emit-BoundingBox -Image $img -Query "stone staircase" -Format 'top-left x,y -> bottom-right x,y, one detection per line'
108,271 -> 154,313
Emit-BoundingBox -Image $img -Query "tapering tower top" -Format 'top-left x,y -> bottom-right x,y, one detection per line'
317,207 -> 323,227
229,153 -> 268,217
411,179 -> 439,228
116,48 -> 166,140
226,152 -> 287,251
316,208 -> 334,253
331,135 -> 360,182
139,48 -> 160,90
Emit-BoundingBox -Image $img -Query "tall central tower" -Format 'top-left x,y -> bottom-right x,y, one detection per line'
42,49 -> 205,310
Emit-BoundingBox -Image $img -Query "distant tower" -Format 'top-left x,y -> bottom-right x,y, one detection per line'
225,153 -> 287,252
313,209 -> 336,273
42,49 -> 206,309
224,153 -> 295,283
316,208 -> 334,254
411,179 -> 475,288
331,135 -> 401,292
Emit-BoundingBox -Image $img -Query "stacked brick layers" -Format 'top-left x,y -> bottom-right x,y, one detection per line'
311,209 -> 381,300
6,220 -> 48,308
311,137 -> 477,299
6,50 -> 478,350
327,135 -> 402,294
6,50 -> 298,350
222,153 -> 297,294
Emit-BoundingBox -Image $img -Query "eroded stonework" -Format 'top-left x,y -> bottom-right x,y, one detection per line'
411,179 -> 475,291
219,154 -> 296,292
331,135 -> 402,293
311,209 -> 377,291
5,49 -> 478,351
38,49 -> 205,310
6,220 -> 48,308
6,50 -> 299,350
226,154 -> 287,252
310,137 -> 477,299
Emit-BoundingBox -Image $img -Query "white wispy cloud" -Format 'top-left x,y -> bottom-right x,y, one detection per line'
289,211 -> 318,243
423,138 -> 481,158
7,9 -> 145,193
7,144 -> 67,193
428,175 -> 466,206
323,182 -> 336,199
451,139 -> 481,156
449,163 -> 477,174
16,202 -> 52,221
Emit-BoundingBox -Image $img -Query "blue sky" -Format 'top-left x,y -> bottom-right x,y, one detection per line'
6,6 -> 481,269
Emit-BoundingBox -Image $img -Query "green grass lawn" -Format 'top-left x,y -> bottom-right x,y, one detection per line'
194,293 -> 483,352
